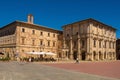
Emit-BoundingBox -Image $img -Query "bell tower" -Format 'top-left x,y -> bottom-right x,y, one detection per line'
27,14 -> 34,24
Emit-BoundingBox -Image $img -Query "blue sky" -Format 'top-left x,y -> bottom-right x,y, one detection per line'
0,0 -> 120,38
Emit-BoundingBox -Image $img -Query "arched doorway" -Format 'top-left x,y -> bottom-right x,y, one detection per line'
81,51 -> 86,60
104,52 -> 106,60
93,51 -> 96,60
73,51 -> 77,60
99,51 -> 102,60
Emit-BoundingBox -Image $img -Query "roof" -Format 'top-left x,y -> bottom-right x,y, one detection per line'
0,20 -> 63,33
62,18 -> 116,30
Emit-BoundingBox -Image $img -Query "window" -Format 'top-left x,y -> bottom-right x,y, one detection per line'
113,42 -> 114,49
74,41 -> 76,48
109,42 -> 111,48
40,32 -> 43,36
67,34 -> 69,37
48,33 -> 50,37
81,40 -> 85,48
99,41 -> 101,48
93,39 -> 96,47
48,41 -> 50,46
53,41 -> 55,47
40,40 -> 43,45
53,34 -> 55,37
32,39 -> 35,45
104,41 -> 106,48
32,30 -> 35,34
21,38 -> 25,44
76,32 -> 78,35
22,28 -> 25,32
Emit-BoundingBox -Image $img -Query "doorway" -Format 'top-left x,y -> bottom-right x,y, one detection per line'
81,51 -> 86,60
73,51 -> 77,60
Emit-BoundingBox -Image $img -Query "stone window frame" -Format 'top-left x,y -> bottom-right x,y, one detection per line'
32,30 -> 35,34
93,39 -> 96,47
48,33 -> 50,37
53,33 -> 55,38
22,28 -> 25,33
104,41 -> 106,48
99,40 -> 102,48
109,42 -> 111,49
40,39 -> 43,46
32,39 -> 35,46
40,31 -> 43,36
47,40 -> 50,47
53,41 -> 56,47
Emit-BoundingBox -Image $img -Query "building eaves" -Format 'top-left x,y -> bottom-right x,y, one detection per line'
0,20 -> 63,33
62,18 -> 116,30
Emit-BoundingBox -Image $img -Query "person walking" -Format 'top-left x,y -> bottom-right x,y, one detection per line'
76,58 -> 79,63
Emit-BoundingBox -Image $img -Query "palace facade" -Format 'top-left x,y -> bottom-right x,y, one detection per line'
0,14 -> 62,59
62,18 -> 116,61
0,15 -> 117,61
116,38 -> 120,59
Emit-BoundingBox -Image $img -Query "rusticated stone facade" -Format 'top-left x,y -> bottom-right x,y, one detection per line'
62,18 -> 116,61
0,15 -> 62,59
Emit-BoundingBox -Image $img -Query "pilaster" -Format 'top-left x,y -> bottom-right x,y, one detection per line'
70,36 -> 73,59
77,35 -> 81,60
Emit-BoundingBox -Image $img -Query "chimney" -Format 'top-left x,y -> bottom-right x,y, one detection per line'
28,14 -> 34,24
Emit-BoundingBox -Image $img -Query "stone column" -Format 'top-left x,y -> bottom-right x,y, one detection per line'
77,35 -> 81,60
96,39 -> 99,61
90,37 -> 93,61
63,38 -> 66,48
87,37 -> 93,61
86,38 -> 89,60
69,37 -> 73,60
102,40 -> 104,60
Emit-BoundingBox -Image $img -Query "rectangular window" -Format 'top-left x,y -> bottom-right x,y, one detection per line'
93,40 -> 96,47
99,41 -> 101,48
81,40 -> 84,48
40,32 -> 43,36
53,34 -> 55,37
40,40 -> 43,45
32,30 -> 35,34
22,28 -> 25,32
48,33 -> 50,37
109,42 -> 111,48
48,41 -> 50,46
53,41 -> 55,47
104,41 -> 106,48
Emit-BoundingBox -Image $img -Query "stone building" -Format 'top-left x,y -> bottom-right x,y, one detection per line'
0,14 -> 62,59
62,18 -> 116,61
116,38 -> 120,60
0,15 -> 117,61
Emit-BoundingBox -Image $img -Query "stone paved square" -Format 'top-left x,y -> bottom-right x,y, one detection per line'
0,61 -> 119,80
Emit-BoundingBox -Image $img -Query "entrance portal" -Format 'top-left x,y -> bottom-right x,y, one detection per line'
73,51 -> 77,60
81,51 -> 86,60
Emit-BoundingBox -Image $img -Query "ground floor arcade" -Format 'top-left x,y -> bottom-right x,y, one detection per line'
60,51 -> 116,61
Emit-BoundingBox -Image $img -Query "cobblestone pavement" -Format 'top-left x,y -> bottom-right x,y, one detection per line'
44,61 -> 120,79
0,61 -> 119,80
